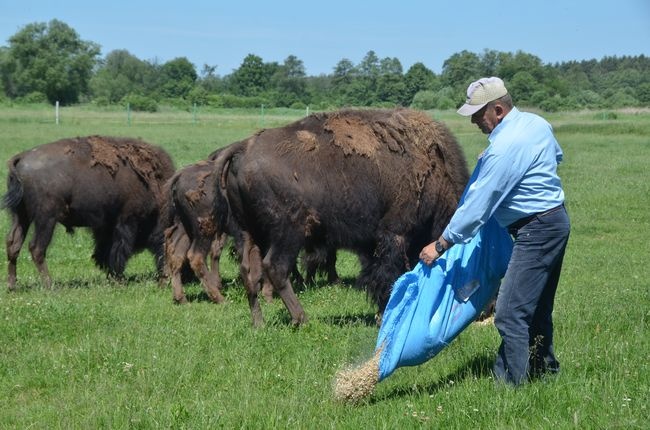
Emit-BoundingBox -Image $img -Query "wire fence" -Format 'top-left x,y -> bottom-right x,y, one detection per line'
1,103 -> 312,128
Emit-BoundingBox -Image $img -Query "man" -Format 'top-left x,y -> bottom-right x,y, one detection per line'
419,77 -> 570,385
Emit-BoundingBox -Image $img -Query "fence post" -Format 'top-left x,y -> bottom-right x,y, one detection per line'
55,101 -> 59,125
260,104 -> 265,128
127,103 -> 131,126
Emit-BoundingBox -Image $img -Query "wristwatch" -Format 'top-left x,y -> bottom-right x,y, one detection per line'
434,241 -> 445,255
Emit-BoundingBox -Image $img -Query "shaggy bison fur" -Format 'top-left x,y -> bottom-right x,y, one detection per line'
214,108 -> 469,326
2,135 -> 175,289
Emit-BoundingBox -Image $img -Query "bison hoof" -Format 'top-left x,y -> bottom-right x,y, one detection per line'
207,293 -> 226,304
291,313 -> 308,327
374,312 -> 383,327
173,296 -> 189,305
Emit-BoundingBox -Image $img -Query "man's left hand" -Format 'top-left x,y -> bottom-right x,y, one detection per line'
419,242 -> 440,266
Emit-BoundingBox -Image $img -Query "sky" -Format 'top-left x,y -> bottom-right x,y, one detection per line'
1,0 -> 649,77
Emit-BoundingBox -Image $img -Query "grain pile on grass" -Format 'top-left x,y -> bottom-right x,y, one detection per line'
333,348 -> 381,403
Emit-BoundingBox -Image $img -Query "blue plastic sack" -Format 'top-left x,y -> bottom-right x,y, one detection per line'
375,216 -> 513,381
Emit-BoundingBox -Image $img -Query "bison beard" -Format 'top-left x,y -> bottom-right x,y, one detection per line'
2,135 -> 175,289
214,109 -> 469,327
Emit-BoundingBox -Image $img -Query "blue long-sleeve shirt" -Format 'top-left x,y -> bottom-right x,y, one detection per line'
442,107 -> 565,245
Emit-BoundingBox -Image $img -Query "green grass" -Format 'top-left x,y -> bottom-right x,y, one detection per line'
0,105 -> 648,429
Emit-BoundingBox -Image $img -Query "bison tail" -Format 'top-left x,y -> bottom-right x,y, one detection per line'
1,159 -> 24,212
211,141 -> 246,231
160,171 -> 182,230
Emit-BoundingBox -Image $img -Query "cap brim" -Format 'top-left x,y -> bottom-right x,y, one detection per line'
457,102 -> 487,116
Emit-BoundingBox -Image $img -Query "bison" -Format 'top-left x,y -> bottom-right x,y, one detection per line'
214,108 -> 469,326
2,135 -> 175,289
161,150 -> 340,306
161,153 -> 234,304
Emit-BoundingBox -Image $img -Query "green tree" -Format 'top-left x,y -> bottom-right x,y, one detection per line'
0,46 -> 12,100
270,55 -> 308,106
229,54 -> 275,97
350,51 -> 381,105
305,74 -> 333,108
358,51 -> 380,77
411,87 -> 456,110
158,57 -> 197,99
331,58 -> 356,104
0,19 -> 100,104
90,49 -> 154,103
508,71 -> 541,104
637,83 -> 650,105
480,49 -> 506,76
441,50 -> 482,96
332,58 -> 356,86
495,51 -> 544,82
403,62 -> 438,106
197,64 -> 224,93
375,57 -> 405,105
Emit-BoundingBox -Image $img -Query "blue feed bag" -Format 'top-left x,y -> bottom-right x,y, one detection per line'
375,216 -> 513,381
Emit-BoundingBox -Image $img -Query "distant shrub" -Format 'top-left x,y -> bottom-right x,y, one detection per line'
160,97 -> 190,110
92,96 -> 111,107
16,91 -> 48,104
209,94 -> 271,108
538,94 -> 565,112
122,94 -> 158,112
290,101 -> 307,110
187,87 -> 209,106
594,111 -> 618,120
410,91 -> 437,110
205,94 -> 224,108
606,90 -> 639,109
411,89 -> 455,110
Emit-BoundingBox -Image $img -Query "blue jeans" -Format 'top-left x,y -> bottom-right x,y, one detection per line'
493,205 -> 570,385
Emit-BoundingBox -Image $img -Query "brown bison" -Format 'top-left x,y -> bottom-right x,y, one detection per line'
214,109 -> 469,326
161,149 -> 339,306
161,152 -> 233,304
2,135 -> 175,289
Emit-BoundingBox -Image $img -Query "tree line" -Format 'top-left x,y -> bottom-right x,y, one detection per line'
1,19 -> 649,112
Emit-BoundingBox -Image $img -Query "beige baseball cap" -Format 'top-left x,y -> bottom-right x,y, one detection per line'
457,77 -> 508,116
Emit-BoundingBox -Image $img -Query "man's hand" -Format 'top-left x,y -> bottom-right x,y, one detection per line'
419,237 -> 450,266
419,242 -> 440,266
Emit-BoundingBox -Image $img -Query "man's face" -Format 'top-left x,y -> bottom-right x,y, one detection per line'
471,103 -> 500,134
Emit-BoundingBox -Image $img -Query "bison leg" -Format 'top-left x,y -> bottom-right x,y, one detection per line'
303,247 -> 339,285
188,234 -> 225,304
28,216 -> 56,289
6,214 -> 30,291
92,226 -> 112,272
476,297 -> 497,323
360,231 -> 408,323
239,232 -> 265,327
164,224 -> 190,304
261,277 -> 274,303
208,232 -> 228,282
324,248 -> 340,284
108,221 -> 137,278
263,245 -> 307,326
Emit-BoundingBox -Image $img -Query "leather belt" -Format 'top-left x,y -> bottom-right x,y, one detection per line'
508,204 -> 564,231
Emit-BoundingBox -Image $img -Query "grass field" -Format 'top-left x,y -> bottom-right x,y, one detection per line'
0,105 -> 648,428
